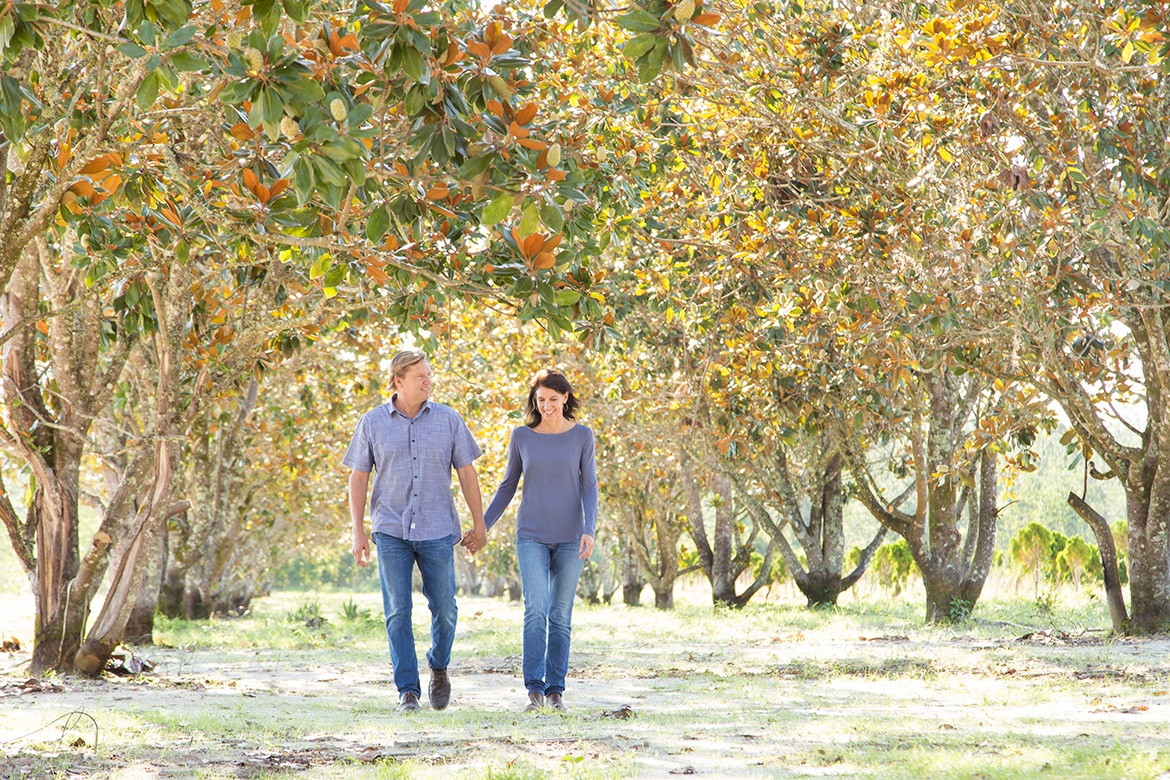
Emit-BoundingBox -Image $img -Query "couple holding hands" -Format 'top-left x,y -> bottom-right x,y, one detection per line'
345,349 -> 597,713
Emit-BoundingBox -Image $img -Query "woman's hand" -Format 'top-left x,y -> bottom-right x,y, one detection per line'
578,533 -> 594,560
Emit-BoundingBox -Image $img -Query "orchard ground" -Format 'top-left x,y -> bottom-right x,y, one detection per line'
2,577 -> 1170,780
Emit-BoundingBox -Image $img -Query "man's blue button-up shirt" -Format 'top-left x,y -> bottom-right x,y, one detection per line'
342,396 -> 482,541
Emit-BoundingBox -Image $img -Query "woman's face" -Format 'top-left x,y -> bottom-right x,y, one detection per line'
534,386 -> 567,422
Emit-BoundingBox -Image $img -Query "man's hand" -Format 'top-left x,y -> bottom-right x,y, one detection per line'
353,527 -> 371,568
579,533 -> 594,560
460,523 -> 487,555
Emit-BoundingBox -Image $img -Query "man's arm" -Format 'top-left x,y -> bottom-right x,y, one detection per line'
455,464 -> 488,554
349,469 -> 372,567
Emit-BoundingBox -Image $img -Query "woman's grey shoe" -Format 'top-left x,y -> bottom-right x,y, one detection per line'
545,692 -> 566,711
523,692 -> 545,712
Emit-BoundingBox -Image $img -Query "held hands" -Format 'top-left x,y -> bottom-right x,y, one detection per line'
579,533 -> 594,560
352,529 -> 371,568
461,523 -> 487,555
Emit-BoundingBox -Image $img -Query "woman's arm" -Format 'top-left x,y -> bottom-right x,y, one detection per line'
580,428 -> 598,539
483,429 -> 523,531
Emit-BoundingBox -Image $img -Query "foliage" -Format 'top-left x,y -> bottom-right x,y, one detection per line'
286,599 -> 327,628
1009,522 -> 1054,596
871,540 -> 917,598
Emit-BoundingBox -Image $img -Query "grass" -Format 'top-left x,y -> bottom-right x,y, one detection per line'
2,586 -> 1170,779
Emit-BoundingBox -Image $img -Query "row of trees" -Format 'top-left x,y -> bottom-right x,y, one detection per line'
2,0 -> 1168,677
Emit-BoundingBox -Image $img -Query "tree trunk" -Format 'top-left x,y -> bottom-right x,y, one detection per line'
1067,492 -> 1128,633
28,439 -> 87,675
124,522 -> 168,645
620,543 -> 644,605
622,582 -> 644,606
653,587 -> 674,610
1124,484 -> 1170,634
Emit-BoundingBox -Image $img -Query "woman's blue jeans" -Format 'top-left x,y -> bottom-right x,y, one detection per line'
516,539 -> 585,696
374,532 -> 458,696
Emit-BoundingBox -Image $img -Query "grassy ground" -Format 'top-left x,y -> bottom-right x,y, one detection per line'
2,586 -> 1169,779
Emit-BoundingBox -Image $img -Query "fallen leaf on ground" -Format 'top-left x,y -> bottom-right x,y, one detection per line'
668,767 -> 696,775
603,705 -> 634,720
772,633 -> 804,642
352,746 -> 383,762
858,635 -> 910,642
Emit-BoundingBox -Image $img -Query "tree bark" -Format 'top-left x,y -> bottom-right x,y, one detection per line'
1067,492 -> 1129,633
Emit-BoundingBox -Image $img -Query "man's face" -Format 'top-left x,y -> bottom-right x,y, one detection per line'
395,360 -> 432,404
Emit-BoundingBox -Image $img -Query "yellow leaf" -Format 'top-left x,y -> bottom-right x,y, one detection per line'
1122,41 -> 1134,63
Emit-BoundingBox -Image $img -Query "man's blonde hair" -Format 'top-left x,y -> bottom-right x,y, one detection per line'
389,349 -> 428,389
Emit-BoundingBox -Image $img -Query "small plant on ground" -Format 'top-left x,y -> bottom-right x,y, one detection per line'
340,597 -> 371,621
286,600 -> 327,627
948,597 -> 974,623
1035,589 -> 1060,615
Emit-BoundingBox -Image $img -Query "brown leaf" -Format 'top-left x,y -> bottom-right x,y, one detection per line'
516,102 -> 538,125
522,233 -> 545,257
532,251 -> 556,270
242,168 -> 259,194
468,40 -> 492,60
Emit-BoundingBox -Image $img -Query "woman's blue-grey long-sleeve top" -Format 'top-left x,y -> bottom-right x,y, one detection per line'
483,424 -> 598,544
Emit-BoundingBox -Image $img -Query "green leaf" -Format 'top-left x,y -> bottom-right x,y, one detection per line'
314,156 -> 347,186
404,85 -> 425,115
554,289 -> 580,306
624,33 -> 658,59
517,202 -> 540,238
117,41 -> 148,58
615,9 -> 661,32
539,200 -> 563,232
458,153 -> 492,179
366,206 -> 390,243
161,24 -> 196,49
138,20 -> 156,45
402,46 -> 423,81
281,0 -> 308,23
309,254 -> 332,280
1067,167 -> 1088,184
292,157 -> 315,204
168,50 -> 206,71
136,71 -> 160,109
482,191 -> 514,226
262,86 -> 283,126
285,77 -> 324,103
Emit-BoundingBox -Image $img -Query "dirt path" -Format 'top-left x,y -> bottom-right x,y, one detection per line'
3,594 -> 1170,779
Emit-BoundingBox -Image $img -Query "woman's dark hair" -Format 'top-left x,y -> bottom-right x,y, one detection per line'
524,368 -> 580,428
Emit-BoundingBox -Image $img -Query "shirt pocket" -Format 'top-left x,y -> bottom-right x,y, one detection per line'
415,426 -> 449,473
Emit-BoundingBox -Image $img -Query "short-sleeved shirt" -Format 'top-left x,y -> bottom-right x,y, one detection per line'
342,396 -> 482,541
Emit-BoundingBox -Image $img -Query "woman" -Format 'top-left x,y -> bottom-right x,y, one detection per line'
480,368 -> 597,712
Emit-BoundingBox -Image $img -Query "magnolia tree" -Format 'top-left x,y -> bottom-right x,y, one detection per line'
0,0 -> 647,673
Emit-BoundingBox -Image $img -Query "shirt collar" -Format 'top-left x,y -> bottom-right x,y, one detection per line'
389,393 -> 431,419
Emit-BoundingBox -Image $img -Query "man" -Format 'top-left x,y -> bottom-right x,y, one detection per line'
345,349 -> 488,712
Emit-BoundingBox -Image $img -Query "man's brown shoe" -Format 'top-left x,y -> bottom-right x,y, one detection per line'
397,691 -> 421,713
429,667 -> 451,711
523,692 -> 545,712
546,692 -> 566,712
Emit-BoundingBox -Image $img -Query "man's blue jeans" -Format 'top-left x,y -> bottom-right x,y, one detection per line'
374,532 -> 458,696
516,539 -> 585,696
